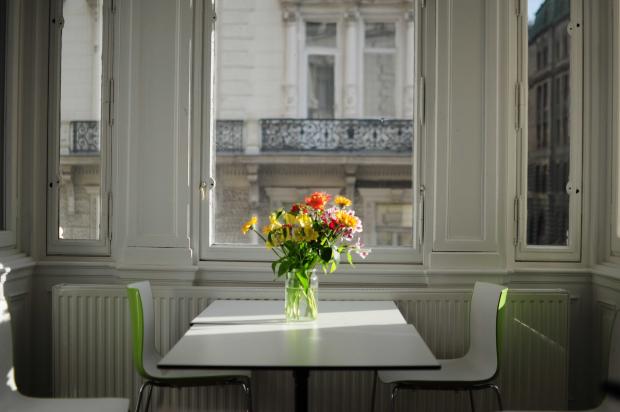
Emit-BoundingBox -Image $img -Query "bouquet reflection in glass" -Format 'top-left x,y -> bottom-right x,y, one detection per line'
242,192 -> 370,321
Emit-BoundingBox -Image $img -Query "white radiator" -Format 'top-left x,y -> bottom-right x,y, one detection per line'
52,285 -> 568,412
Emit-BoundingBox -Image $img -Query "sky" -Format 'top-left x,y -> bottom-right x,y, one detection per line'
528,0 -> 546,23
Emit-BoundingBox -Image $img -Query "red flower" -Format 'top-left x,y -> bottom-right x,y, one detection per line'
305,192 -> 331,210
290,203 -> 300,214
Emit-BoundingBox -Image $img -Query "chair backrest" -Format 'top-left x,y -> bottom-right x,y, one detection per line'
466,282 -> 508,380
127,281 -> 161,379
0,274 -> 19,401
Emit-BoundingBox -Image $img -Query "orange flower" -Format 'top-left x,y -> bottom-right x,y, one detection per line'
305,192 -> 331,210
334,196 -> 352,207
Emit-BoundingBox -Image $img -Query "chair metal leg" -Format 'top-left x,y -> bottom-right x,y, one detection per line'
370,371 -> 378,412
489,384 -> 503,411
135,381 -> 151,412
390,385 -> 400,412
240,379 -> 253,412
468,389 -> 476,412
143,383 -> 155,412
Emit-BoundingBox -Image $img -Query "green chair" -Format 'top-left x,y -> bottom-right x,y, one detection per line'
127,281 -> 252,412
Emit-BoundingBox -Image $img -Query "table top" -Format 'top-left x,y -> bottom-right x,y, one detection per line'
159,300 -> 440,370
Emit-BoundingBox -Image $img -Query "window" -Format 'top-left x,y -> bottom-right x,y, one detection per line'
47,0 -> 113,255
202,2 -> 420,263
517,0 -> 582,260
612,0 -> 620,256
0,0 -> 6,233
363,22 -> 396,118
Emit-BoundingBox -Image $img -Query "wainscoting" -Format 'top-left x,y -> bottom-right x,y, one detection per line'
52,285 -> 569,411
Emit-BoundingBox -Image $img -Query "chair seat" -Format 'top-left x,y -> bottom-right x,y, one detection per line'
148,367 -> 251,383
1,394 -> 129,412
379,356 -> 496,385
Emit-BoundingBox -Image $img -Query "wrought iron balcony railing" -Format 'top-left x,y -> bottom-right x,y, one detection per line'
216,120 -> 244,152
70,121 -> 100,154
260,119 -> 413,153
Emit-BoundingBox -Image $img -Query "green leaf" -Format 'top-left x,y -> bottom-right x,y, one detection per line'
320,247 -> 332,262
330,260 -> 337,273
347,251 -> 354,266
278,261 -> 288,277
271,261 -> 278,275
296,272 -> 309,289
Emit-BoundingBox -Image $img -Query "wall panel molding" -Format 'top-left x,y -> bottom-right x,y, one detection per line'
432,0 -> 500,252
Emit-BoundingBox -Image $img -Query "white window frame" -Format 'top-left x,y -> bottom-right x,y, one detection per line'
0,0 -> 21,249
47,0 -> 114,256
516,0 -> 583,261
200,1 -> 423,264
611,0 -> 620,257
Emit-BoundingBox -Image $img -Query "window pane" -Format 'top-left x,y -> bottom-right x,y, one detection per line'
0,0 -> 6,231
365,23 -> 395,49
364,53 -> 395,117
375,204 -> 413,247
306,22 -> 337,48
526,0 -> 570,246
212,5 -> 414,250
58,0 -> 103,240
307,55 -> 335,119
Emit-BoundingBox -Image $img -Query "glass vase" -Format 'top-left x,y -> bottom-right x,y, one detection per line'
284,269 -> 318,322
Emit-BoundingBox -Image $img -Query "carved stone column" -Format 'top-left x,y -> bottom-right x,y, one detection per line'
404,10 -> 415,119
283,8 -> 299,117
343,8 -> 359,117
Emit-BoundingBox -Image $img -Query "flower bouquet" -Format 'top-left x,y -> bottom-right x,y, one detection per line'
242,192 -> 370,321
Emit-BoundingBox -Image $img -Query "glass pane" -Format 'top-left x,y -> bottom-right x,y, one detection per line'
212,6 -> 414,249
305,22 -> 337,48
307,55 -> 335,119
365,23 -> 396,49
526,0 -> 570,246
58,0 -> 103,240
375,204 -> 413,247
364,53 -> 395,117
0,0 -> 6,231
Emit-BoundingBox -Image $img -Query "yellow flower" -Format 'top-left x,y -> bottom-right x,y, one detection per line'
336,210 -> 358,228
334,195 -> 352,207
304,227 -> 319,242
261,225 -> 272,235
284,213 -> 297,226
296,214 -> 313,228
241,216 -> 257,234
292,227 -> 305,242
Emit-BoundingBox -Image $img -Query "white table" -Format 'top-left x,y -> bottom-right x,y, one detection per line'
159,300 -> 439,412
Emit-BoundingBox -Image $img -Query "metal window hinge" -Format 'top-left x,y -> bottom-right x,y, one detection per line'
420,0 -> 426,8
514,81 -> 521,130
108,78 -> 114,126
418,76 -> 425,125
515,0 -> 521,17
213,12 -> 217,22
111,0 -> 116,14
200,178 -> 216,200
418,184 -> 426,246
107,192 -> 113,241
513,195 -> 520,246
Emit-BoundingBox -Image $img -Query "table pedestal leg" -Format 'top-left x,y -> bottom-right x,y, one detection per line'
293,369 -> 309,412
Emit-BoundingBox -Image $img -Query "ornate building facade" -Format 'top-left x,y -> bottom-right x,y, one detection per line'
526,0 -> 571,245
